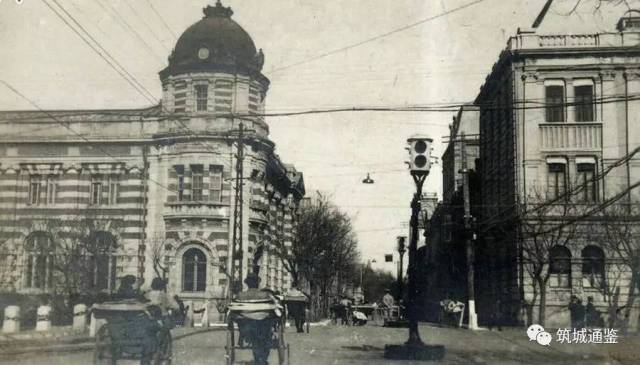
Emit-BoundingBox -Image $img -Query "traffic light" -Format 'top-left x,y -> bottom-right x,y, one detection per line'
406,135 -> 433,175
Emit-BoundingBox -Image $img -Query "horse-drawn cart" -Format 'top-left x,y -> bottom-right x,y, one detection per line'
92,301 -> 172,365
225,300 -> 289,365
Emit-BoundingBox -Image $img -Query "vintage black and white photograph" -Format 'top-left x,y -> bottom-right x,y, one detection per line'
1,0 -> 640,364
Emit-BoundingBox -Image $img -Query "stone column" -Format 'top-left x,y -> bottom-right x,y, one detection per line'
2,306 -> 20,333
566,79 -> 575,122
35,305 -> 52,332
72,304 -> 87,332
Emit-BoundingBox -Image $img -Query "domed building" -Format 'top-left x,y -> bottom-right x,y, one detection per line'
0,1 -> 303,316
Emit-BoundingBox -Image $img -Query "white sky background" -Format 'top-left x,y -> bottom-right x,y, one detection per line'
0,0 -> 547,273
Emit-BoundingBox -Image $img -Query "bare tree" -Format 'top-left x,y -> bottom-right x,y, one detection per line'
599,203 -> 640,329
270,195 -> 360,318
519,190 -> 579,326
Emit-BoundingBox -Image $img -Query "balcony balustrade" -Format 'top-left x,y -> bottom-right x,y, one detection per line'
539,123 -> 602,151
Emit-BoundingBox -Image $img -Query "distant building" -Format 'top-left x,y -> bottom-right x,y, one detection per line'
0,1 -> 304,311
474,0 -> 640,327
423,106 -> 480,319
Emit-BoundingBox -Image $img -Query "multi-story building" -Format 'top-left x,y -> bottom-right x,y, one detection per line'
0,1 -> 304,313
422,106 -> 480,320
475,0 -> 640,327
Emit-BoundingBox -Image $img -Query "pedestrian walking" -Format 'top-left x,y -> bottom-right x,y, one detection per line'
488,299 -> 502,331
569,296 -> 585,329
339,296 -> 352,325
585,296 -> 600,328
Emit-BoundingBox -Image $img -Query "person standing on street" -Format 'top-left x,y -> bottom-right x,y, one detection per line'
381,289 -> 395,320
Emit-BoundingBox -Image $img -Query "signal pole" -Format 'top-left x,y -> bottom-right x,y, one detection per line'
386,135 -> 445,361
460,132 -> 478,330
230,121 -> 244,297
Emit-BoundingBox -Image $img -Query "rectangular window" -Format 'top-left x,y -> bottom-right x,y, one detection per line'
575,84 -> 594,122
46,177 -> 57,205
545,85 -> 565,123
577,163 -> 597,202
108,178 -> 119,205
195,84 -> 208,112
91,180 -> 102,205
548,163 -> 566,199
176,165 -> 185,202
174,81 -> 187,113
191,165 -> 204,201
28,176 -> 40,205
209,166 -> 222,202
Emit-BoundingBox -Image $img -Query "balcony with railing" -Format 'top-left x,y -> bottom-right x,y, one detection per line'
539,123 -> 602,151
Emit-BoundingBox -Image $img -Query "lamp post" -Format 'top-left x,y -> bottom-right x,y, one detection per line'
396,236 -> 407,301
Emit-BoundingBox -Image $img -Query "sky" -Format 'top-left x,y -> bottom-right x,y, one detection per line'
0,0 -> 549,273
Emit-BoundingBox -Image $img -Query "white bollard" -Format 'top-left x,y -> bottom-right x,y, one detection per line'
72,304 -> 87,331
2,306 -> 20,333
35,305 -> 52,332
202,301 -> 209,327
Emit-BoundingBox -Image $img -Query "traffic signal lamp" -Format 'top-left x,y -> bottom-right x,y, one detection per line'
406,136 -> 433,174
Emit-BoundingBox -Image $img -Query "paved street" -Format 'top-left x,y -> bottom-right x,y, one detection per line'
1,323 -> 638,365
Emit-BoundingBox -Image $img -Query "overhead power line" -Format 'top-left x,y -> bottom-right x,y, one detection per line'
267,0 -> 489,74
143,0 -> 178,41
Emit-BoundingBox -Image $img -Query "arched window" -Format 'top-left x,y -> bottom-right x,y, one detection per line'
24,232 -> 54,289
183,247 -> 207,292
549,245 -> 571,288
582,245 -> 605,289
86,232 -> 117,291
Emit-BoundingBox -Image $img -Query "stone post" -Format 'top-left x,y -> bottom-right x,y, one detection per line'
72,304 -> 87,332
185,300 -> 194,327
35,305 -> 52,332
202,300 -> 210,327
2,306 -> 20,333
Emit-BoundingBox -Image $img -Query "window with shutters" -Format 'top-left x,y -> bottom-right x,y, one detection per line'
90,177 -> 102,205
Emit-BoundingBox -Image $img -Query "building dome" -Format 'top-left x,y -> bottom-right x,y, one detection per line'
159,1 -> 265,80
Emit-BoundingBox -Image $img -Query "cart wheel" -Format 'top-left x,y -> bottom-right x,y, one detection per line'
225,321 -> 235,365
93,325 -> 116,365
153,330 -> 172,365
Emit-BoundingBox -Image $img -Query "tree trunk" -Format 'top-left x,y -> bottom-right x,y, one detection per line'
622,272 -> 638,331
537,278 -> 547,326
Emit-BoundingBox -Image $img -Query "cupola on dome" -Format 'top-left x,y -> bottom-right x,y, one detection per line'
159,1 -> 265,80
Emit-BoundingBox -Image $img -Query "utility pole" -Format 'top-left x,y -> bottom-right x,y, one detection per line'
230,121 -> 245,297
396,236 -> 406,302
460,132 -> 478,330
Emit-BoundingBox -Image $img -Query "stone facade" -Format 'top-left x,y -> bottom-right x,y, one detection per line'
474,2 -> 640,328
0,2 -> 304,313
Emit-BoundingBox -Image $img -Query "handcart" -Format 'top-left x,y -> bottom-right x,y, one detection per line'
225,300 -> 289,365
92,300 -> 172,365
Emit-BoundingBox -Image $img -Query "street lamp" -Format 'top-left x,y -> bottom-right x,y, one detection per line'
362,173 -> 374,184
396,236 -> 406,301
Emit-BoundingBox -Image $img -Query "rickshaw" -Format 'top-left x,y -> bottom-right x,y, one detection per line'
283,290 -> 309,333
225,299 -> 289,365
92,300 -> 173,365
